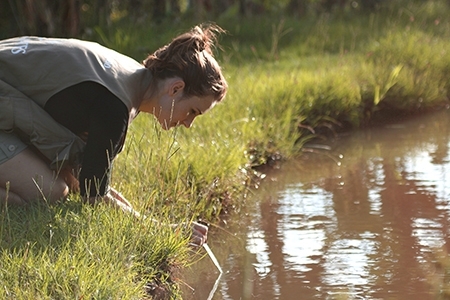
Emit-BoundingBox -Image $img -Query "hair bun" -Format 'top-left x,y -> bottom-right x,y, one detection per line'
195,23 -> 226,54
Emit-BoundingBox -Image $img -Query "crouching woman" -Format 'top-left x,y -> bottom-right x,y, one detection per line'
0,23 -> 227,246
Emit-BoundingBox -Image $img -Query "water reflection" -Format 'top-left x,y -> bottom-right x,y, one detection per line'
184,110 -> 450,300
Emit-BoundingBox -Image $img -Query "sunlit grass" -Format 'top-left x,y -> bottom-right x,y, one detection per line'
0,199 -> 191,299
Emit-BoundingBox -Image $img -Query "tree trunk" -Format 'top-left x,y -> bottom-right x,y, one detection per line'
152,0 -> 166,22
287,0 -> 307,17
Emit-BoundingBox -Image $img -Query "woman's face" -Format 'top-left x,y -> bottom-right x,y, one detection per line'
157,94 -> 216,130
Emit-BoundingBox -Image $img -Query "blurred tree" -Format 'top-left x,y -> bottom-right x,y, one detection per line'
169,0 -> 181,16
286,0 -> 308,16
152,0 -> 166,22
320,0 -> 346,11
359,0 -> 383,10
5,0 -> 80,37
239,0 -> 246,15
0,0 -> 391,39
1,0 -> 20,36
62,0 -> 81,36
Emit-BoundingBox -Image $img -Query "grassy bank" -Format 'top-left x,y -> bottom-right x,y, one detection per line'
2,0 -> 450,298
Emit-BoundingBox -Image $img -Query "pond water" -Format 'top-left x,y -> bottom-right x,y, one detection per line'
183,109 -> 450,300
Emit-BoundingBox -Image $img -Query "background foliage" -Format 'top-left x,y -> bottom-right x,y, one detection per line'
1,0 -> 384,38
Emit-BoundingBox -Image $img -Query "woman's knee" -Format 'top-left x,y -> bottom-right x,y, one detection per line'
0,148 -> 69,204
21,171 -> 69,203
43,176 -> 69,203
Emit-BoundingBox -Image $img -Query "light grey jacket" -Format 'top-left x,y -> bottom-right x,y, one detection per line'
0,36 -> 152,168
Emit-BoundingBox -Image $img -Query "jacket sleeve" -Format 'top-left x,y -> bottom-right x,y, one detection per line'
0,79 -> 85,169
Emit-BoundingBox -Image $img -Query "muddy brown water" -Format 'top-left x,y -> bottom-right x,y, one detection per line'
183,109 -> 450,300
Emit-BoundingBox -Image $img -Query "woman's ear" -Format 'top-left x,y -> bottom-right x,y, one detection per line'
169,79 -> 185,96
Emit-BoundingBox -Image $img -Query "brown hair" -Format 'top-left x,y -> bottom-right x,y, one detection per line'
143,23 -> 228,102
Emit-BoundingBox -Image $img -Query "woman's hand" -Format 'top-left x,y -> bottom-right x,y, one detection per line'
107,187 -> 134,208
190,221 -> 208,247
84,186 -> 209,247
99,187 -> 143,218
59,167 -> 79,194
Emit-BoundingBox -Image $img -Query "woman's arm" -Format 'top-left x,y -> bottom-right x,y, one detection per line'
95,188 -> 209,247
99,187 -> 139,216
46,82 -> 128,198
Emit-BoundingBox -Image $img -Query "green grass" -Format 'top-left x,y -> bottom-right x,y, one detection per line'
3,0 -> 450,298
0,199 -> 192,299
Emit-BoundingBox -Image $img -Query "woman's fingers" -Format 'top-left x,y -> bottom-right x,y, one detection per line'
190,221 -> 209,247
193,221 -> 208,235
60,167 -> 79,193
